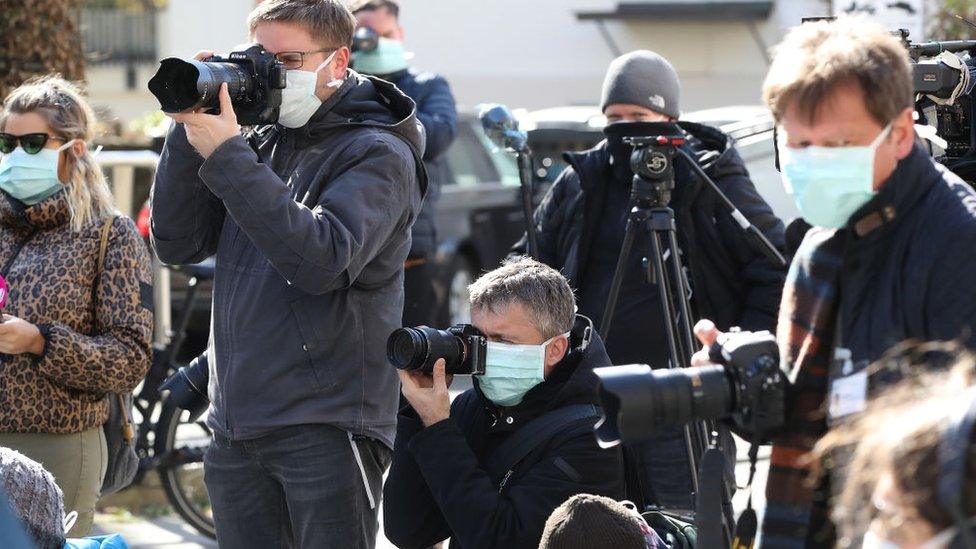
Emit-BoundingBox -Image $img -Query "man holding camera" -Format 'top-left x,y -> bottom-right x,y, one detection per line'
149,0 -> 426,546
693,17 -> 976,547
383,257 -> 625,549
513,50 -> 787,509
350,0 -> 458,328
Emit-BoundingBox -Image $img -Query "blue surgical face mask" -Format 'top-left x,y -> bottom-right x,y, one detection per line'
0,140 -> 74,205
352,37 -> 408,76
779,121 -> 894,229
478,332 -> 570,407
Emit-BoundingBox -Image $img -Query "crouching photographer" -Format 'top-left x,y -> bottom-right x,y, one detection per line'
382,257 -> 625,549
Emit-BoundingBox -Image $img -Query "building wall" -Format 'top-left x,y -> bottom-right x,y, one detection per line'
86,0 -> 828,123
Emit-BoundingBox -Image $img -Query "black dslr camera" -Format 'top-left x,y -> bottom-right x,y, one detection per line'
594,330 -> 785,445
387,324 -> 488,375
147,44 -> 287,126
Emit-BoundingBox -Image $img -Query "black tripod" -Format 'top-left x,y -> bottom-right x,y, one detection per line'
599,130 -> 786,547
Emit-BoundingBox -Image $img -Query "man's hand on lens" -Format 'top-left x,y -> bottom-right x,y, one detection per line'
691,319 -> 722,366
0,315 -> 44,355
168,61 -> 241,159
399,359 -> 453,427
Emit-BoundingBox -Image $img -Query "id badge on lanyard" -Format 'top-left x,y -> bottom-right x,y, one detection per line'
827,317 -> 869,426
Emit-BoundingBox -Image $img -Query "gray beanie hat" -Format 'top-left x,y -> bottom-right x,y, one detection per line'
0,447 -> 65,549
601,50 -> 681,119
538,494 -> 646,549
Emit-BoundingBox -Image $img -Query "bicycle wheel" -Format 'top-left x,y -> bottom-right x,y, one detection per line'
155,401 -> 216,539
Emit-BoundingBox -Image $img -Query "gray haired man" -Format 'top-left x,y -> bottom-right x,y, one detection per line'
382,257 -> 626,549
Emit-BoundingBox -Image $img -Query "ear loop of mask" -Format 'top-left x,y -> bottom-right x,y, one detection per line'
312,50 -> 344,89
63,510 -> 78,534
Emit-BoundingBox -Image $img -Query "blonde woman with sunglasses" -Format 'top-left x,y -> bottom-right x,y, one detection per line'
0,76 -> 152,536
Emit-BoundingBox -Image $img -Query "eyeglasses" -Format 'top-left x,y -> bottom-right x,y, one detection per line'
0,133 -> 66,155
274,47 -> 339,70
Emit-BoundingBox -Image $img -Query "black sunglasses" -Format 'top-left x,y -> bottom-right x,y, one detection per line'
0,133 -> 66,155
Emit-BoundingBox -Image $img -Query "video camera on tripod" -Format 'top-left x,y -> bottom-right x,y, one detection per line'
902,29 -> 976,180
592,122 -> 786,548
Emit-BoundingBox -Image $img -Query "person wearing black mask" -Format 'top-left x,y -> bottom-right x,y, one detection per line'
512,50 -> 787,510
351,0 -> 458,328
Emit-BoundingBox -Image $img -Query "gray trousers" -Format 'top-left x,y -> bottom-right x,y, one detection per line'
204,424 -> 391,549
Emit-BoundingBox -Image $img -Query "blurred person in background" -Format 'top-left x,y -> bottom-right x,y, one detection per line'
811,342 -> 976,548
0,76 -> 153,536
351,0 -> 458,328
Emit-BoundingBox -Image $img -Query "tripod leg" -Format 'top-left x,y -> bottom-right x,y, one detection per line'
600,212 -> 643,341
664,229 -> 698,368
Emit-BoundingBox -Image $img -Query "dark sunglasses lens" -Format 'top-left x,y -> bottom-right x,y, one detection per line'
0,134 -> 15,154
21,134 -> 48,154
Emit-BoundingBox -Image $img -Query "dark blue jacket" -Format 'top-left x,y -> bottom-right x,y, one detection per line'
383,316 -> 625,549
838,143 -> 976,363
389,68 -> 458,258
514,122 -> 787,363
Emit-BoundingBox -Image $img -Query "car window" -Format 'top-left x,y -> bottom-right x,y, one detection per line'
444,122 -> 499,187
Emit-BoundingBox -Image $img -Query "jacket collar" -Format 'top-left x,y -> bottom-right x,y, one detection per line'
476,315 -> 608,432
0,190 -> 71,232
847,144 -> 941,242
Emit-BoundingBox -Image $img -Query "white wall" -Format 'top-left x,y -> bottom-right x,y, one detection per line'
86,0 -> 830,123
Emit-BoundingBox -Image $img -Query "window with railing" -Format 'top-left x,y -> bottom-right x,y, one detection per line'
80,8 -> 157,65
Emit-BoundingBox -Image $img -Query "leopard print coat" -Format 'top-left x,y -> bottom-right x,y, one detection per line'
0,191 -> 152,434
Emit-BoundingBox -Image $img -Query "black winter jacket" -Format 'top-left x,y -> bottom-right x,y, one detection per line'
383,316 -> 625,549
151,72 -> 426,447
388,68 -> 458,258
514,122 -> 786,359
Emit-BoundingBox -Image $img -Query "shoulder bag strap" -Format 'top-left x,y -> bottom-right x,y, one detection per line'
94,217 -> 135,443
485,403 -> 601,490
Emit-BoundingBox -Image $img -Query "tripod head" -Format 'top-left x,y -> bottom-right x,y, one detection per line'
624,133 -> 687,208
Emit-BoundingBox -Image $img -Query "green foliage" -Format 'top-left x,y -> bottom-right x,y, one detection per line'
929,0 -> 976,40
0,0 -> 86,100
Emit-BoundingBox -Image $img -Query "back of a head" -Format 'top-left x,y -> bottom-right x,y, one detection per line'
762,15 -> 912,126
539,494 -> 646,549
0,447 -> 65,549
248,0 -> 356,47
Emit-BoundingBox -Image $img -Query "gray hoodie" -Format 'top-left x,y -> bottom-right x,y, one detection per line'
150,71 -> 427,447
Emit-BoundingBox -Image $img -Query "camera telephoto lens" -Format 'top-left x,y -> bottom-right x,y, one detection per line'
387,327 -> 466,374
594,364 -> 732,446
148,58 -> 253,113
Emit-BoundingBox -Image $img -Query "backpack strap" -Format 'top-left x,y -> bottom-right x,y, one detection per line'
94,217 -> 135,443
485,403 -> 601,491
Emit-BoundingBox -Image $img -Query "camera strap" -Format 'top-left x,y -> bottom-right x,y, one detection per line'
731,443 -> 760,549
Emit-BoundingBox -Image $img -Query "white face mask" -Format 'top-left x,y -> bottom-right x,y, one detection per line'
278,50 -> 343,129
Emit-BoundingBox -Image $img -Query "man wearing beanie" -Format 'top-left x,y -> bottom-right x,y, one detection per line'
512,50 -> 787,510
